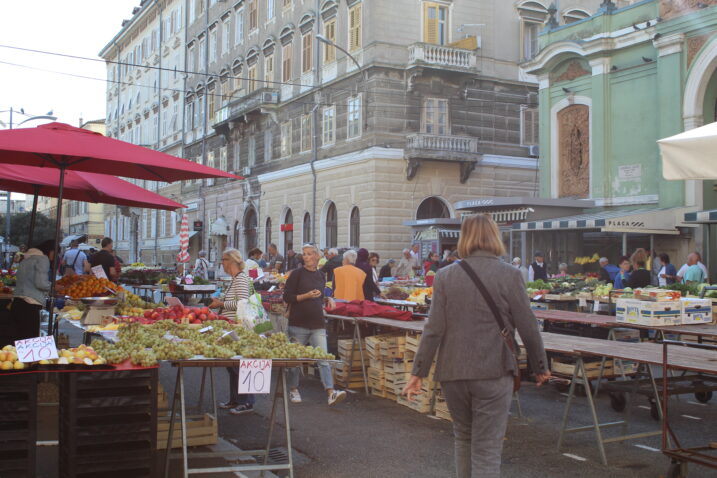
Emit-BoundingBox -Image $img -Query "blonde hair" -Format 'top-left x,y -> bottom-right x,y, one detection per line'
222,248 -> 245,273
457,214 -> 506,258
631,248 -> 648,268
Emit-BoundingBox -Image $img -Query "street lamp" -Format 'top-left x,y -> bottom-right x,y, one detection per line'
0,108 -> 57,256
315,34 -> 362,72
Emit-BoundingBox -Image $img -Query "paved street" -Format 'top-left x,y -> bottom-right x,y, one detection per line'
159,364 -> 717,478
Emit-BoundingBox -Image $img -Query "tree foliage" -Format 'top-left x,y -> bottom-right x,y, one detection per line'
0,212 -> 57,247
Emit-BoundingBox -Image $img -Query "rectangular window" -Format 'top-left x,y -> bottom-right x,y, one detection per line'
223,18 -> 231,53
151,210 -> 157,237
422,98 -> 449,135
300,114 -> 311,151
302,33 -> 312,73
160,211 -> 167,237
248,135 -> 256,166
349,4 -> 362,52
248,64 -> 257,92
267,0 -> 275,19
234,142 -> 241,170
208,89 -> 216,121
206,151 -> 215,186
523,21 -> 540,60
347,95 -> 362,139
282,43 -> 292,82
521,107 -> 539,145
248,0 -> 258,31
424,2 -> 448,45
219,146 -> 227,171
280,121 -> 291,157
198,36 -> 206,69
264,54 -> 274,85
322,106 -> 335,145
324,19 -> 336,63
171,212 -> 178,236
187,45 -> 195,73
235,9 -> 244,45
209,28 -> 218,62
264,129 -> 272,162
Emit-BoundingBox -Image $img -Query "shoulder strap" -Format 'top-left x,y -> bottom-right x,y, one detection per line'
458,260 -> 510,334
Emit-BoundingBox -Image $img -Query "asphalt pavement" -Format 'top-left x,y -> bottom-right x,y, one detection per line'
159,364 -> 717,478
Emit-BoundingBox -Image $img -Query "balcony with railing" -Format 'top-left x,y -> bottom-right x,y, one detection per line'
408,42 -> 478,71
405,133 -> 480,183
211,88 -> 280,128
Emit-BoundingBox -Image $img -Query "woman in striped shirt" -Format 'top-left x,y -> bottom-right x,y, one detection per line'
209,248 -> 253,414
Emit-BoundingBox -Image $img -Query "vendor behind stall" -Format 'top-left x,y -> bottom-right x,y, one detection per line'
8,240 -> 54,342
528,251 -> 548,282
598,257 -> 620,283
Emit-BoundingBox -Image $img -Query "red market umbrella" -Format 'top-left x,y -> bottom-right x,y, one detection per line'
0,122 -> 242,182
177,214 -> 191,273
0,164 -> 186,244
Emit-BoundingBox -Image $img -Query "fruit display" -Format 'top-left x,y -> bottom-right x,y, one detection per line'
57,274 -> 123,299
408,287 -> 432,305
592,283 -> 614,298
574,253 -> 601,265
114,291 -> 162,316
41,345 -> 107,366
381,287 -> 410,301
90,320 -> 335,366
0,270 -> 16,287
117,304 -> 231,325
0,345 -> 26,370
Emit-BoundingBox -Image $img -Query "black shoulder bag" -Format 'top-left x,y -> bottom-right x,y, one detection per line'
458,260 -> 521,392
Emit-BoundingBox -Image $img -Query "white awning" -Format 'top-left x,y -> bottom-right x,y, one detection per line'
684,209 -> 717,224
659,122 -> 717,180
414,227 -> 460,241
162,230 -> 199,249
512,207 -> 692,235
60,234 -> 85,247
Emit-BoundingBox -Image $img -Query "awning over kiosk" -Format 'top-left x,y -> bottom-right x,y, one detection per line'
683,209 -> 717,224
512,207 -> 693,235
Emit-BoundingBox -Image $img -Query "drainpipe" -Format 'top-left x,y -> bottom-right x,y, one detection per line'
200,0 -> 210,260
310,0 -> 321,243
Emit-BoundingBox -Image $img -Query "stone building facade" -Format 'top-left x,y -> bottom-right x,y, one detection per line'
101,0 -> 607,267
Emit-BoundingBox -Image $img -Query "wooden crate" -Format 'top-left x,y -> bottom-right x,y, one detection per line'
333,362 -> 366,389
365,334 -> 406,361
157,413 -> 217,449
405,333 -> 421,353
396,393 -> 432,414
551,358 -> 614,379
369,358 -> 384,370
157,383 -> 169,411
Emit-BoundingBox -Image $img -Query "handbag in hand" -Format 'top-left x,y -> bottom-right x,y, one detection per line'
458,260 -> 522,392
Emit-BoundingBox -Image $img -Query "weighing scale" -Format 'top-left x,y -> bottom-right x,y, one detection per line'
79,297 -> 118,325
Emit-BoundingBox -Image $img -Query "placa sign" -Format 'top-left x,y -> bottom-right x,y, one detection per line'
91,265 -> 108,280
238,359 -> 272,394
15,336 -> 59,363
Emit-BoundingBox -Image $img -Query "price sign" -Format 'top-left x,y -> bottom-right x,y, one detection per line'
91,265 -> 108,280
238,359 -> 272,394
579,298 -> 587,308
14,336 -> 59,363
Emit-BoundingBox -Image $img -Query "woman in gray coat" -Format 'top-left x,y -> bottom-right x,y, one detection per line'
403,214 -> 550,478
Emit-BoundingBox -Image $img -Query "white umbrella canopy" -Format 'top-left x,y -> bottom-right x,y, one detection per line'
659,121 -> 717,180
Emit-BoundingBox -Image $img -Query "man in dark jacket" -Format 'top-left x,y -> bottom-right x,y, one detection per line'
320,248 -> 342,283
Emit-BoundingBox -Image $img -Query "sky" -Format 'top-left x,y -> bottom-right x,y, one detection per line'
0,0 -> 139,129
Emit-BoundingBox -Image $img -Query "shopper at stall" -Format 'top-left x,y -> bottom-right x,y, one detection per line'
614,256 -> 631,289
598,257 -> 620,283
528,251 -> 548,282
627,249 -> 651,288
61,240 -> 89,276
245,248 -> 265,280
379,259 -> 396,281
333,250 -> 366,301
423,252 -> 441,275
410,244 -> 422,274
439,251 -> 459,269
369,252 -> 381,287
264,243 -> 285,273
285,249 -> 301,272
658,253 -> 678,286
8,240 -> 54,342
193,250 -> 210,281
553,263 -> 569,278
319,248 -> 342,283
681,253 -> 705,284
355,248 -> 380,301
395,249 -> 418,278
209,248 -> 254,415
678,251 -> 710,283
511,257 -> 529,283
403,214 -> 549,478
89,237 -> 117,281
283,243 -> 346,406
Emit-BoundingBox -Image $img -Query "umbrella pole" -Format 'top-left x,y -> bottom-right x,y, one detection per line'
47,165 -> 66,336
27,186 -> 39,246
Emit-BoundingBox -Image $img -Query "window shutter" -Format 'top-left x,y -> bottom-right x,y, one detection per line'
283,44 -> 292,82
349,4 -> 361,51
424,3 -> 438,44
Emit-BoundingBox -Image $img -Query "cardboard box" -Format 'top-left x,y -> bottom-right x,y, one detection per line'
680,297 -> 713,324
637,300 -> 682,326
615,299 -> 641,323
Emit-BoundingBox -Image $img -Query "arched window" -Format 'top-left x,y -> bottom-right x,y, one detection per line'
349,207 -> 360,248
265,217 -> 272,251
283,208 -> 293,257
326,202 -> 337,248
303,212 -> 311,244
563,9 -> 590,24
416,196 -> 450,220
243,207 -> 258,254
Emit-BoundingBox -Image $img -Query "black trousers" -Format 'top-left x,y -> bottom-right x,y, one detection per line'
5,298 -> 42,343
226,367 -> 255,406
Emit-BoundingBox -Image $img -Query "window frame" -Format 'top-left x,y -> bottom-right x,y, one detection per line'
347,94 -> 362,139
322,105 -> 335,146
280,121 -> 292,157
301,32 -> 313,73
300,114 -> 312,152
282,42 -> 292,82
520,105 -> 539,146
422,97 -> 449,135
348,3 -> 362,52
264,54 -> 274,84
349,206 -> 360,248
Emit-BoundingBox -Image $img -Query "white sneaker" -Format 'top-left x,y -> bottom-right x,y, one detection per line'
328,390 -> 347,406
289,389 -> 302,403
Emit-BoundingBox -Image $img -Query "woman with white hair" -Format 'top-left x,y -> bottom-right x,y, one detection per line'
193,250 -> 210,280
332,250 -> 366,301
209,248 -> 254,414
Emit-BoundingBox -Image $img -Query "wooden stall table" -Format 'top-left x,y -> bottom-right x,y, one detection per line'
163,358 -> 334,478
373,298 -> 421,312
